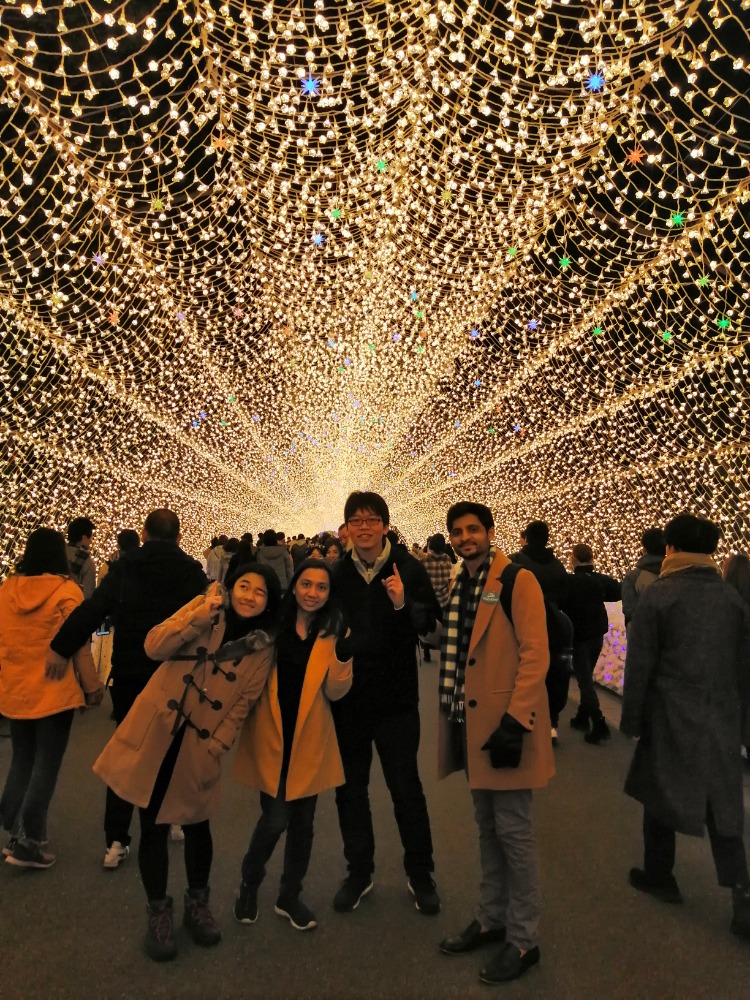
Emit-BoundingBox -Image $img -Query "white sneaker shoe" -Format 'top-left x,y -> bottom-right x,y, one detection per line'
103,841 -> 129,869
170,825 -> 185,842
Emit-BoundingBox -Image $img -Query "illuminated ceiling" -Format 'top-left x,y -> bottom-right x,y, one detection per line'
1,0 -> 748,572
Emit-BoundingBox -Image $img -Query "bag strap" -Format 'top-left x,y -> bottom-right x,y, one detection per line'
499,562 -> 523,630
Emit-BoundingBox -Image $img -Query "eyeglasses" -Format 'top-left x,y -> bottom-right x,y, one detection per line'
348,516 -> 383,528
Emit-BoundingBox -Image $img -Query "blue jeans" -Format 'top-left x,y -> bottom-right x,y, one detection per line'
0,710 -> 75,845
241,785 -> 318,901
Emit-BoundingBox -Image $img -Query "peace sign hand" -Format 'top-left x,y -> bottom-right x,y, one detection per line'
382,562 -> 406,609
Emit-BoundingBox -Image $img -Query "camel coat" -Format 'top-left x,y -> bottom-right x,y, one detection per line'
93,586 -> 273,825
438,551 -> 555,791
233,633 -> 352,801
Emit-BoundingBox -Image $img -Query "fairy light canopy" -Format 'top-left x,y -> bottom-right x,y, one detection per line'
0,0 -> 748,574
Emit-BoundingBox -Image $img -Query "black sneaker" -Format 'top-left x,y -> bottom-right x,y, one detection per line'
275,897 -> 317,931
407,876 -> 440,915
584,716 -> 611,744
333,876 -> 373,912
234,882 -> 258,924
569,709 -> 590,731
629,868 -> 683,904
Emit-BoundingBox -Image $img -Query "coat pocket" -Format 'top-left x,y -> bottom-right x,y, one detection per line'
117,700 -> 159,751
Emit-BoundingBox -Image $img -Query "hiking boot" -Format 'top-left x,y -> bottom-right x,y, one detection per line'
145,897 -> 176,962
333,875 -> 373,912
275,896 -> 317,931
2,836 -> 18,858
629,868 -> 683,904
234,882 -> 258,924
5,841 -> 56,869
731,884 -> 750,939
183,886 -> 222,947
569,708 -> 590,732
103,841 -> 129,869
584,715 -> 611,744
407,876 -> 441,915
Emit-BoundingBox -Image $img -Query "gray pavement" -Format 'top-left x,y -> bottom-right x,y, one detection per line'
1,668 -> 749,1000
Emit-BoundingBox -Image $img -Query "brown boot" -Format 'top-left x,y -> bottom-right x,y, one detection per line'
145,897 -> 177,962
183,886 -> 222,947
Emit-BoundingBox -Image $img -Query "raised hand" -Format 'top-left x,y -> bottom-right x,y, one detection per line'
382,562 -> 405,609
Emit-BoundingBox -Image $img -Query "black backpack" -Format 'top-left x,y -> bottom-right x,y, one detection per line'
498,564 -> 574,714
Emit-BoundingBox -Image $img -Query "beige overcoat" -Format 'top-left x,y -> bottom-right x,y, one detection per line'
438,551 -> 556,791
93,585 -> 272,824
233,633 -> 352,801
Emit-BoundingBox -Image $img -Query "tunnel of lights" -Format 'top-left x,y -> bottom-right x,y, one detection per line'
0,0 -> 748,576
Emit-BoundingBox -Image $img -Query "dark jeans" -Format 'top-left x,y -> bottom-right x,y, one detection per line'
572,635 -> 605,718
0,710 -> 74,845
546,664 -> 571,728
136,724 -> 213,901
241,783 -> 318,900
105,680 -> 145,847
643,805 -> 749,887
334,704 -> 434,880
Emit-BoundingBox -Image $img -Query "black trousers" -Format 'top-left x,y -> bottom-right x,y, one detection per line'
572,635 -> 605,718
241,781 -> 318,901
0,710 -> 74,844
137,726 -> 213,902
105,680 -> 146,848
643,805 -> 749,887
334,704 -> 434,880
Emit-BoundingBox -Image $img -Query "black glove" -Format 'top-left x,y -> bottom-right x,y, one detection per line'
481,713 -> 530,769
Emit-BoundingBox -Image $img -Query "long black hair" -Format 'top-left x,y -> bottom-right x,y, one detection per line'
222,561 -> 282,642
278,558 -> 343,638
17,528 -> 70,576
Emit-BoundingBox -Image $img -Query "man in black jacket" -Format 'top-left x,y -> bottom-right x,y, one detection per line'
46,509 -> 207,868
330,491 -> 441,916
559,543 -> 621,744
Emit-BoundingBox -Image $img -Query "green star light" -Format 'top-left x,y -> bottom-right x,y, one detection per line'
670,211 -> 686,226
717,316 -> 731,329
559,255 -> 572,269
593,326 -> 603,336
697,275 -> 710,287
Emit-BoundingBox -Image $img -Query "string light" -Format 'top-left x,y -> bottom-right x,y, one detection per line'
0,1 -> 748,580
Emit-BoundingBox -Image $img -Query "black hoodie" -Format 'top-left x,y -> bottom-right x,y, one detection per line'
510,544 -> 568,604
50,540 -> 207,685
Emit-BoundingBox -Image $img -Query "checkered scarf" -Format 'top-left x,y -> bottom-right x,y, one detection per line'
438,553 -> 492,722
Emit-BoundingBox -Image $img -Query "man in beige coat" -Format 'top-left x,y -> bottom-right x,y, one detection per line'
436,502 -> 554,985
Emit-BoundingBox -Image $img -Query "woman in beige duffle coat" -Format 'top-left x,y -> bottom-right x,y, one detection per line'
93,563 -> 281,963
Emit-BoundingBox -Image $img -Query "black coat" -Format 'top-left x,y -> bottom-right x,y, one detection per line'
510,545 -> 568,605
621,567 -> 750,837
331,545 -> 440,714
560,565 -> 622,642
50,541 -> 207,686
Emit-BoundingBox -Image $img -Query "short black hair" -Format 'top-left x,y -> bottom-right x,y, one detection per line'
525,520 -> 550,546
19,528 -> 70,576
224,561 -> 282,635
144,509 -> 180,542
665,513 -> 721,554
428,533 -> 446,554
117,529 -> 140,552
344,491 -> 390,525
261,528 -> 278,546
446,502 -> 494,532
641,527 -> 666,557
67,517 -> 95,545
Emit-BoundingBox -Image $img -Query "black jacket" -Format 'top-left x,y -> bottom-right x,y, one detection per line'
50,541 -> 207,685
559,565 -> 621,642
331,545 -> 440,713
510,544 -> 568,605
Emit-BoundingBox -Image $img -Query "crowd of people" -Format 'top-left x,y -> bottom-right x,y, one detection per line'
0,494 -> 749,985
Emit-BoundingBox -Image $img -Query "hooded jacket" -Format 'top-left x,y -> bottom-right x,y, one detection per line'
50,540 -> 207,686
621,553 -> 664,625
257,545 -> 293,590
510,544 -> 568,605
0,574 -> 99,719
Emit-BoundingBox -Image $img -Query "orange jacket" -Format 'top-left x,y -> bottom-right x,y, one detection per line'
233,633 -> 352,801
0,574 -> 99,719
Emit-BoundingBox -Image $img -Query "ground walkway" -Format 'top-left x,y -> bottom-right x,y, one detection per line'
1,668 -> 749,1000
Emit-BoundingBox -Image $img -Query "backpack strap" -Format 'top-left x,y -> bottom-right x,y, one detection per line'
498,562 -> 523,630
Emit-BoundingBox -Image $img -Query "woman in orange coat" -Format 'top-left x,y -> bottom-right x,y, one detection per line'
232,559 -> 353,931
0,528 -> 103,869
93,563 -> 280,963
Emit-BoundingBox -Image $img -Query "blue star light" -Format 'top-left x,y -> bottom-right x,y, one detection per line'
410,291 -> 418,301
93,252 -> 105,267
312,232 -> 325,246
327,338 -> 337,347
176,311 -> 186,321
301,75 -> 319,96
474,379 -> 482,387
527,319 -> 539,330
513,423 -> 522,433
392,333 -> 401,342
469,328 -> 480,339
586,70 -> 605,92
